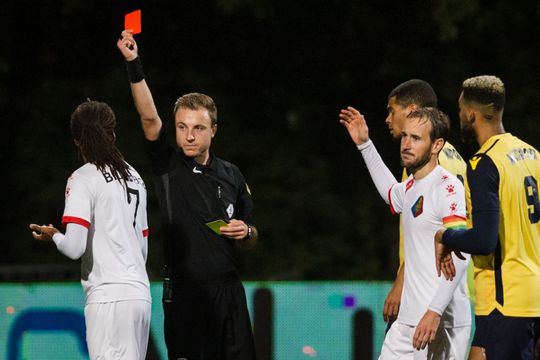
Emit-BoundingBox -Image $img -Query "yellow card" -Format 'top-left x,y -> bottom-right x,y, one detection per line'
206,219 -> 229,235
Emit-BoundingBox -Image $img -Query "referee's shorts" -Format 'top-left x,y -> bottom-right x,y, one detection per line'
472,309 -> 539,360
163,277 -> 256,360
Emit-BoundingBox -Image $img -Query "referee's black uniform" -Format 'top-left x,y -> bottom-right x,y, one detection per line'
145,128 -> 256,360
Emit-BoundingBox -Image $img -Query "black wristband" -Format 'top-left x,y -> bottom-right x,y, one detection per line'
125,56 -> 145,83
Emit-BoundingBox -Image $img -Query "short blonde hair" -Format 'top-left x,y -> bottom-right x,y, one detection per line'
462,75 -> 505,118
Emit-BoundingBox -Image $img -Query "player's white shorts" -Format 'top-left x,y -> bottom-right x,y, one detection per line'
379,321 -> 471,360
85,299 -> 151,360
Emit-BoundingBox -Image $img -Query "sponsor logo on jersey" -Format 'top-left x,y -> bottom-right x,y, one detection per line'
405,179 -> 414,192
441,175 -> 449,181
193,167 -> 202,174
450,202 -> 458,213
446,184 -> 455,195
469,155 -> 482,171
411,195 -> 424,218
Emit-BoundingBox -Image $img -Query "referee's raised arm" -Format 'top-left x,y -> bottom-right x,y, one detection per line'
117,30 -> 162,141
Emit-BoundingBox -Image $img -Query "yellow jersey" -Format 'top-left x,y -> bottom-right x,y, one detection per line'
467,133 -> 540,316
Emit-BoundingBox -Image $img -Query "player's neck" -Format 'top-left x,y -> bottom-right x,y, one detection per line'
412,157 -> 437,180
476,119 -> 505,147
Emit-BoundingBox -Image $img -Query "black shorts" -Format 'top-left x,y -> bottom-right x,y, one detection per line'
163,279 -> 256,360
472,309 -> 538,360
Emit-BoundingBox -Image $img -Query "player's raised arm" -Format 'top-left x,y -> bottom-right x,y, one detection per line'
117,30 -> 162,141
340,107 -> 398,205
339,106 -> 370,145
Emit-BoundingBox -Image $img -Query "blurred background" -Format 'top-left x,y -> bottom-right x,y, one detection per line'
4,0 -> 540,281
3,0 -> 540,358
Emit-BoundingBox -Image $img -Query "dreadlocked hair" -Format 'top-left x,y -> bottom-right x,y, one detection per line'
70,100 -> 131,184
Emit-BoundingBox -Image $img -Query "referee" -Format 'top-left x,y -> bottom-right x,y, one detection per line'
118,31 -> 258,360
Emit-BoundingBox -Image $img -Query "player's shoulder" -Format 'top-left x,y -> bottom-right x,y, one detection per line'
70,163 -> 98,180
434,166 -> 463,189
439,141 -> 466,166
430,167 -> 464,206
213,156 -> 245,181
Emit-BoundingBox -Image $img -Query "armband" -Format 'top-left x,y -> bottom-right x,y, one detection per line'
125,56 -> 145,83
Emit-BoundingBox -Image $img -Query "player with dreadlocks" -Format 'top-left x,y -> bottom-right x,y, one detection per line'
29,100 -> 152,360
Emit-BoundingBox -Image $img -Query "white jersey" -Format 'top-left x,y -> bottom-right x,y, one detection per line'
389,166 -> 470,328
62,163 -> 151,304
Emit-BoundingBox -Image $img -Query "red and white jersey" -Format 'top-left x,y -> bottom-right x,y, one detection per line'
62,163 -> 150,304
389,166 -> 470,328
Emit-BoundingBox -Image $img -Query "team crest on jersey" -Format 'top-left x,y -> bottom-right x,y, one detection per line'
411,195 -> 424,218
226,203 -> 234,219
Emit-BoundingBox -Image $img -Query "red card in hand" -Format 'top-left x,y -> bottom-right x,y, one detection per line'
125,10 -> 141,34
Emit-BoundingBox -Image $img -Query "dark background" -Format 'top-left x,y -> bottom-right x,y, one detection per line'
3,0 -> 540,280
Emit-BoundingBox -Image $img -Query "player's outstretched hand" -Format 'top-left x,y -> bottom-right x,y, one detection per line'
339,106 -> 370,145
434,228 -> 456,280
117,30 -> 138,61
412,310 -> 440,351
29,224 -> 59,241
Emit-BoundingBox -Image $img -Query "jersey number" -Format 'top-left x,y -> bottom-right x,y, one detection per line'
524,176 -> 540,224
127,186 -> 140,227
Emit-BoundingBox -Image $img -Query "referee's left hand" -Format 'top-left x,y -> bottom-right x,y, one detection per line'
220,219 -> 249,240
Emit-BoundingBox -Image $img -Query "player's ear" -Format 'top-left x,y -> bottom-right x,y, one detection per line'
433,138 -> 445,154
468,111 -> 476,124
406,104 -> 418,115
211,123 -> 218,138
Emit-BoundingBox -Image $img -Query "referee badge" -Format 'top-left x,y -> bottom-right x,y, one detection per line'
226,203 -> 234,219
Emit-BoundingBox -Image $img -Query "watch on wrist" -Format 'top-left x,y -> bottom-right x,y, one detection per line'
244,225 -> 252,240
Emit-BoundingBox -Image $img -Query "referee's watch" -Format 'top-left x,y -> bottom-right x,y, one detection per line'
243,224 -> 252,240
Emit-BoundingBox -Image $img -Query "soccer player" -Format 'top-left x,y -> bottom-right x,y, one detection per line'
435,75 -> 540,360
379,80 -> 469,326
29,100 -> 151,360
117,31 -> 258,360
340,106 -> 471,358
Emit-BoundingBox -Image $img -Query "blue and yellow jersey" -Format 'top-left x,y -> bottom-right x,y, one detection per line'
466,133 -> 540,316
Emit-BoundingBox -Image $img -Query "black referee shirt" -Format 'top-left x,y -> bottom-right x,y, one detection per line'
144,128 -> 254,285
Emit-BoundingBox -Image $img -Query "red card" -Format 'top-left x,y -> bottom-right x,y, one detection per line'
125,10 -> 141,34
